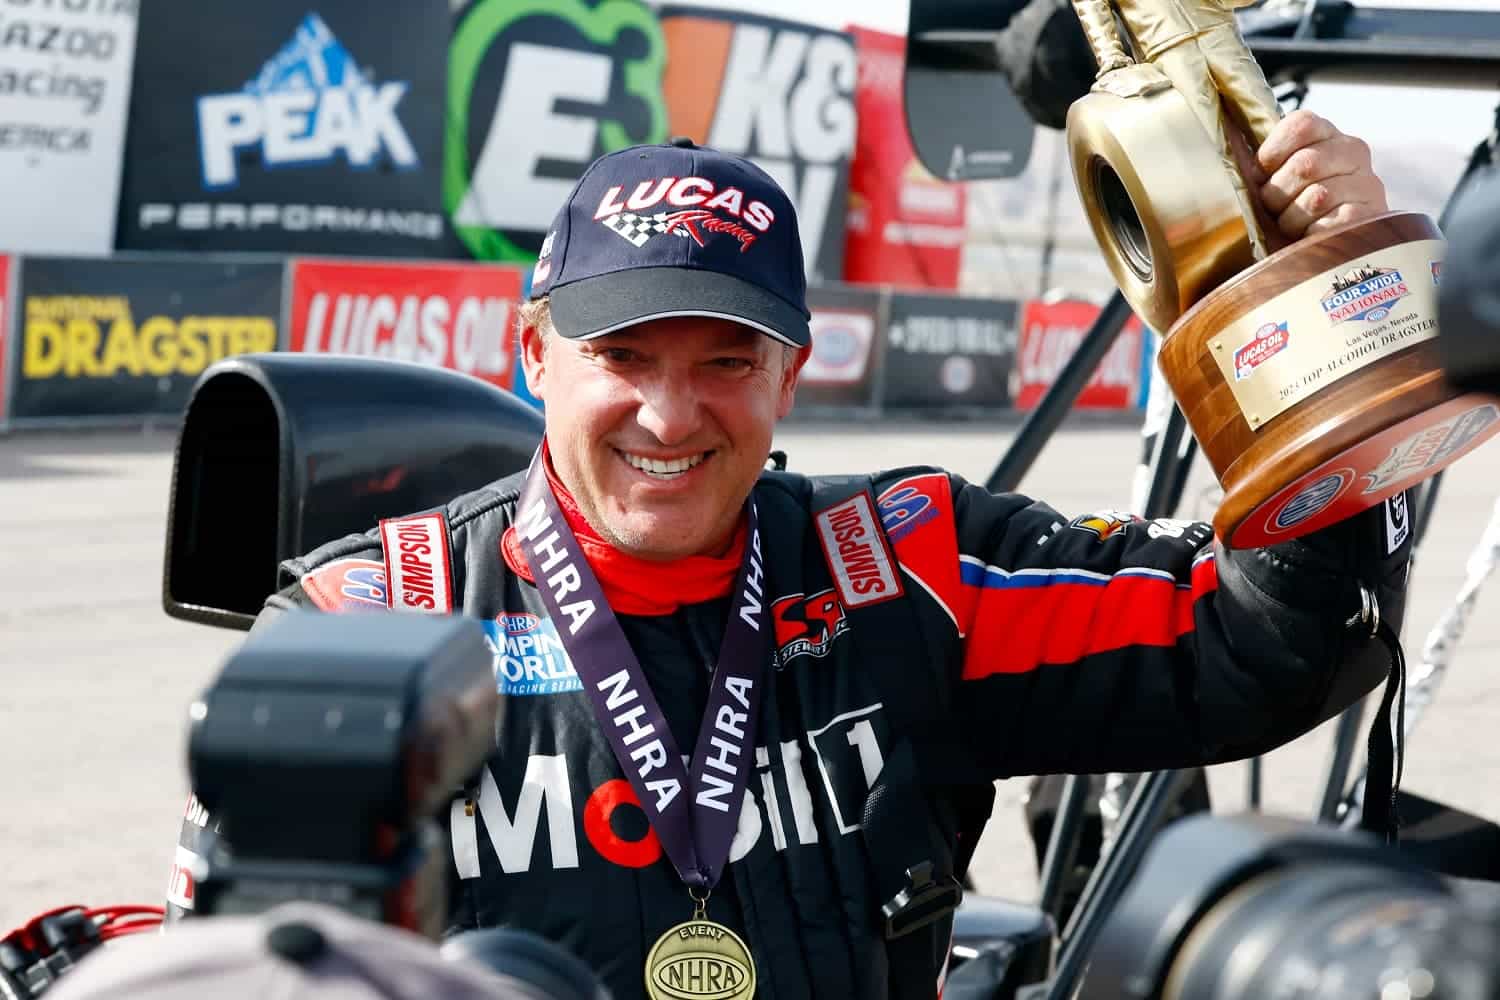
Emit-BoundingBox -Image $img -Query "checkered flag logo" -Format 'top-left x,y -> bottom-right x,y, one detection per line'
601,212 -> 670,247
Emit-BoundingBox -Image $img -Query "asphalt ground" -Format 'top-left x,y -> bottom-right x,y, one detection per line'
4,418 -> 1500,928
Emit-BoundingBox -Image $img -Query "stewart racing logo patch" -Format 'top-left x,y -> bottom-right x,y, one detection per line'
772,589 -> 850,663
481,613 -> 583,695
1320,263 -> 1411,324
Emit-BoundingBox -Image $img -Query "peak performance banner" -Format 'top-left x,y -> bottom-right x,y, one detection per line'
116,1 -> 450,256
658,6 -> 856,283
11,256 -> 282,423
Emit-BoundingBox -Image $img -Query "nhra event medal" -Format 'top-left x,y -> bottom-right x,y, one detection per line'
515,448 -> 768,998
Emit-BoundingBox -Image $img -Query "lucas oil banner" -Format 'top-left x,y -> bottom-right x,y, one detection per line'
657,6 -> 856,283
116,1 -> 450,256
445,0 -> 668,264
287,259 -> 522,391
11,256 -> 282,423
0,0 -> 138,255
1012,298 -> 1146,410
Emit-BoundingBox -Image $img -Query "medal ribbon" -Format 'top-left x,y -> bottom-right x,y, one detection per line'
515,450 -> 770,889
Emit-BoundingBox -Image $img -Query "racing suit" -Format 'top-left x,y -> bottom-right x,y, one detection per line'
166,465 -> 1411,1000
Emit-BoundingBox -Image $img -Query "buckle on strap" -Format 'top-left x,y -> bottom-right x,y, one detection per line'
881,861 -> 964,940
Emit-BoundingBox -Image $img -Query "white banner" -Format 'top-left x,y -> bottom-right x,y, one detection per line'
0,0 -> 139,255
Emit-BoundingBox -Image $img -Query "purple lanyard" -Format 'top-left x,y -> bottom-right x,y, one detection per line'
514,453 -> 770,889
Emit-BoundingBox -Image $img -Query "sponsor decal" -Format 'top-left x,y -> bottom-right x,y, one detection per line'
771,588 -> 850,662
481,613 -> 584,695
813,493 -> 903,607
1431,260 -> 1442,285
446,0 -> 668,262
287,259 -> 520,390
1320,263 -> 1411,325
0,0 -> 138,254
196,14 -> 417,190
801,309 -> 873,386
299,557 -> 388,612
1070,511 -> 1134,541
1234,321 -> 1289,380
877,479 -> 941,544
165,844 -> 200,911
450,703 -> 886,875
1385,491 -> 1410,554
1274,470 -> 1352,530
598,205 -> 763,251
658,7 -> 856,282
13,256 -> 283,422
379,513 -> 454,614
939,355 -> 976,395
1362,404 -> 1500,495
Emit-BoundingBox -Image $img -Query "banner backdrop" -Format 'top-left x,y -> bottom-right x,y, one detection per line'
883,292 -> 1018,409
796,284 -> 883,410
842,26 -> 964,290
0,0 -> 138,255
287,259 -> 522,390
658,6 -> 856,284
12,256 -> 282,422
1012,298 -> 1146,410
445,0 -> 668,264
116,2 -> 450,256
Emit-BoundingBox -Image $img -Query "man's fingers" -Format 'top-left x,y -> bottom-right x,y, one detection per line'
1273,172 -> 1386,240
1259,134 -> 1376,216
1255,109 -> 1339,176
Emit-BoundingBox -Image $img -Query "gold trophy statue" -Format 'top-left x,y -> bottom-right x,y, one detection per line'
1064,0 -> 1500,547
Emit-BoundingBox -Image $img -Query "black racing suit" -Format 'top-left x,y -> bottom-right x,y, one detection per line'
166,466 -> 1411,1000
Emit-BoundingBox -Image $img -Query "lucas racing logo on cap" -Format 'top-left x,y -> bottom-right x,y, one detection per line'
594,174 -> 775,250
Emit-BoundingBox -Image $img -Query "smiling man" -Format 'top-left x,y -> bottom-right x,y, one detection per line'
169,130 -> 1413,1000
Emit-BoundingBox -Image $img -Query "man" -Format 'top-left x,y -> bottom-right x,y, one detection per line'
169,122 -> 1407,1000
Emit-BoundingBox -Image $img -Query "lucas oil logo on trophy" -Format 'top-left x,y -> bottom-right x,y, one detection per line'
1319,264 -> 1411,325
196,13 -> 418,189
1234,321 -> 1290,380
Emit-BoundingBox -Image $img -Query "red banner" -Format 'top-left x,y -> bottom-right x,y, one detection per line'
0,255 -> 10,428
841,25 -> 965,290
1012,299 -> 1144,410
287,259 -> 522,390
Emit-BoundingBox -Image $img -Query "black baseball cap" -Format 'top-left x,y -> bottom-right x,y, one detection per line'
528,138 -> 811,348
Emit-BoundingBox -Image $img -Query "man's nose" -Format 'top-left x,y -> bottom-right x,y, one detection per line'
635,377 -> 701,445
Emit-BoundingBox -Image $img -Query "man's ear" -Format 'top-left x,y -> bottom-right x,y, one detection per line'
519,322 -> 548,401
776,344 -> 813,420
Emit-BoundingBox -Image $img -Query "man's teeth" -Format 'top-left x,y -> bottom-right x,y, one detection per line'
623,452 -> 707,477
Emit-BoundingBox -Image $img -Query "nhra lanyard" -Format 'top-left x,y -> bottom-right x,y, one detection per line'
514,452 -> 771,891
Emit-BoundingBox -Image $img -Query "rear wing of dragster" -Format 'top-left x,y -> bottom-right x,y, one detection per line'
906,0 -> 1500,184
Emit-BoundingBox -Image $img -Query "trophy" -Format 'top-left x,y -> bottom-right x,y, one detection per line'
1064,0 -> 1500,547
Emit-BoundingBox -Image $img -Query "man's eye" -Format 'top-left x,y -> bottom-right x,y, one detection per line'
601,348 -> 638,364
712,357 -> 753,371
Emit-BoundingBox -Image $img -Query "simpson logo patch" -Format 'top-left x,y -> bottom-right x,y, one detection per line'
380,513 -> 454,614
814,493 -> 904,608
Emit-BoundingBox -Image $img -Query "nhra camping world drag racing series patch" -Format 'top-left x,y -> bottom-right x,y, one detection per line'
481,613 -> 583,696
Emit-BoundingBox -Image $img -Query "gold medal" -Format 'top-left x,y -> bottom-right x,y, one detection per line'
644,892 -> 756,999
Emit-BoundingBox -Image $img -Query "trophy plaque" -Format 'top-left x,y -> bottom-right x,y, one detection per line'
1063,0 -> 1500,546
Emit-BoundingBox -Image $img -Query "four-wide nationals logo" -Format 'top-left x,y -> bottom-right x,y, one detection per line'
445,0 -> 669,262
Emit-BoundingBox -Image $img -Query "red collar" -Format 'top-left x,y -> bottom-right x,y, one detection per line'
501,455 -> 747,615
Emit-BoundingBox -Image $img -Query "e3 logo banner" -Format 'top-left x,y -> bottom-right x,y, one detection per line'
446,0 -> 668,262
657,7 -> 856,283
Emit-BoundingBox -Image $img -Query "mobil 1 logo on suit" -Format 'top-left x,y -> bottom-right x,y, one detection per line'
117,1 -> 450,256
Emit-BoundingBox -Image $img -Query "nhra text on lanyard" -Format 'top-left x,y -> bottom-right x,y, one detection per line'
514,453 -> 770,890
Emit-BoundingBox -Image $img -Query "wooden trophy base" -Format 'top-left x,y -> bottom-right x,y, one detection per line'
1161,211 -> 1499,547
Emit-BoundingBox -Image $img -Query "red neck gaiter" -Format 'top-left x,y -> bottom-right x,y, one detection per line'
501,450 -> 747,615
